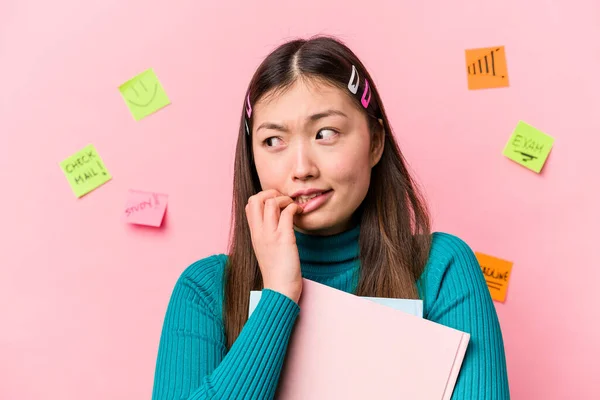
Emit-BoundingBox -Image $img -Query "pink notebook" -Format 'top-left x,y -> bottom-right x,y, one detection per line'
271,278 -> 470,400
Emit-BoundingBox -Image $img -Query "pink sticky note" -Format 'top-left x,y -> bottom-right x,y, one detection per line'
124,190 -> 168,227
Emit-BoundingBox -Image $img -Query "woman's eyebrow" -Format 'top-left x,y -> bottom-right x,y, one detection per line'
256,109 -> 348,133
256,122 -> 288,133
307,109 -> 348,122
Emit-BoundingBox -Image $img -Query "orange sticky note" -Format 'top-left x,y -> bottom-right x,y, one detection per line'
465,46 -> 509,90
475,252 -> 513,303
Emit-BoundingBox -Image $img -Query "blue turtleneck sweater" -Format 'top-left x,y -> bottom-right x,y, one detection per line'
151,225 -> 510,399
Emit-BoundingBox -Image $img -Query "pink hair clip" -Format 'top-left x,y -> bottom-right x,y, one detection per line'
245,94 -> 252,118
361,79 -> 371,108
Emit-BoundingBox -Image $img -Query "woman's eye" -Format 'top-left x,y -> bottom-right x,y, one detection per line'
265,137 -> 283,147
316,128 -> 338,140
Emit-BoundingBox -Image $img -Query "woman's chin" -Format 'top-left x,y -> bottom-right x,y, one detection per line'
293,215 -> 327,234
293,213 -> 350,236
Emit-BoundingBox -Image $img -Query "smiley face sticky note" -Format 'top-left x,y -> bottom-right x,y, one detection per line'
124,190 -> 168,227
503,121 -> 554,173
119,68 -> 171,121
475,252 -> 513,303
60,144 -> 112,198
465,46 -> 509,90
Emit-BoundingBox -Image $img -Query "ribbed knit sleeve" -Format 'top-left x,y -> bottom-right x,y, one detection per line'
420,233 -> 510,399
151,256 -> 300,400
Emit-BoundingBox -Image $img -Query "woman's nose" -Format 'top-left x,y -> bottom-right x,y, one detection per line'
291,143 -> 318,180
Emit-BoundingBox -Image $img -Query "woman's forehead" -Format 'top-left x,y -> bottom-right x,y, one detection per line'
254,80 -> 356,119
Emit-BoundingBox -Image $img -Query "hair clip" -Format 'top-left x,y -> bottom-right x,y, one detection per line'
361,79 -> 371,108
348,65 -> 359,94
245,119 -> 250,135
245,94 -> 252,118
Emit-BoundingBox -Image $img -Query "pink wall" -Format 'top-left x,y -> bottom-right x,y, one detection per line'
1,1 -> 598,398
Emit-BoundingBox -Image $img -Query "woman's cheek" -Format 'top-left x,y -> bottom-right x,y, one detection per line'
330,158 -> 364,187
256,159 -> 287,188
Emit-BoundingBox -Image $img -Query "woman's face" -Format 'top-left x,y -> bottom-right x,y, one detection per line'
251,79 -> 384,236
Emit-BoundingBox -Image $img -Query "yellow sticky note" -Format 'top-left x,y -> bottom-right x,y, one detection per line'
465,46 -> 509,90
119,68 -> 171,121
475,252 -> 513,303
503,121 -> 554,173
60,144 -> 112,198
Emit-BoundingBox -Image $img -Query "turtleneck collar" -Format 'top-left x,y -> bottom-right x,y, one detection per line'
294,223 -> 361,278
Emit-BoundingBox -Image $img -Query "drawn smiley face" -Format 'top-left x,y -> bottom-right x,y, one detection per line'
124,77 -> 159,108
119,68 -> 171,120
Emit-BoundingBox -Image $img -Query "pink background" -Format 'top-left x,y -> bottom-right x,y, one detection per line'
1,1 -> 598,398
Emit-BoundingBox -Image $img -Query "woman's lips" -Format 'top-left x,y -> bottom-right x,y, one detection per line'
294,190 -> 333,214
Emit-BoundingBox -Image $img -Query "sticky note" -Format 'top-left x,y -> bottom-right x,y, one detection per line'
60,144 -> 112,198
465,46 -> 509,90
124,190 -> 168,227
119,68 -> 171,121
503,121 -> 554,173
475,252 -> 513,303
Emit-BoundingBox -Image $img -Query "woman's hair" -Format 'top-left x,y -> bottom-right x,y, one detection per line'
224,35 -> 432,350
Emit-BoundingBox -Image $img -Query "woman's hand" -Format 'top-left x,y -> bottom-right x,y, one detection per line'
246,189 -> 304,304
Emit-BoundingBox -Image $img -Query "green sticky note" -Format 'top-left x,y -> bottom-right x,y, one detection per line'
502,121 -> 554,173
60,144 -> 112,198
119,68 -> 171,121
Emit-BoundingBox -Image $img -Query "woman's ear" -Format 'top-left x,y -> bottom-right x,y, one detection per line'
370,119 -> 385,168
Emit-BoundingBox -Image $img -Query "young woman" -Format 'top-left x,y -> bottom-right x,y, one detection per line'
151,36 -> 510,399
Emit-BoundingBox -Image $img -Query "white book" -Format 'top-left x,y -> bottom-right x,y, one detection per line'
249,288 -> 423,318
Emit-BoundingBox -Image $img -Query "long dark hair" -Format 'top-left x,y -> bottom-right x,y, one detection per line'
224,35 -> 432,350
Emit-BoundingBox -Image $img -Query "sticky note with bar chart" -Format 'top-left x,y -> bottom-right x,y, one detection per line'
465,46 -> 509,90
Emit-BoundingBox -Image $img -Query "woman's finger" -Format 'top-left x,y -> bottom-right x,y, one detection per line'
273,195 -> 295,210
263,197 -> 279,232
278,202 -> 302,232
247,189 -> 282,231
